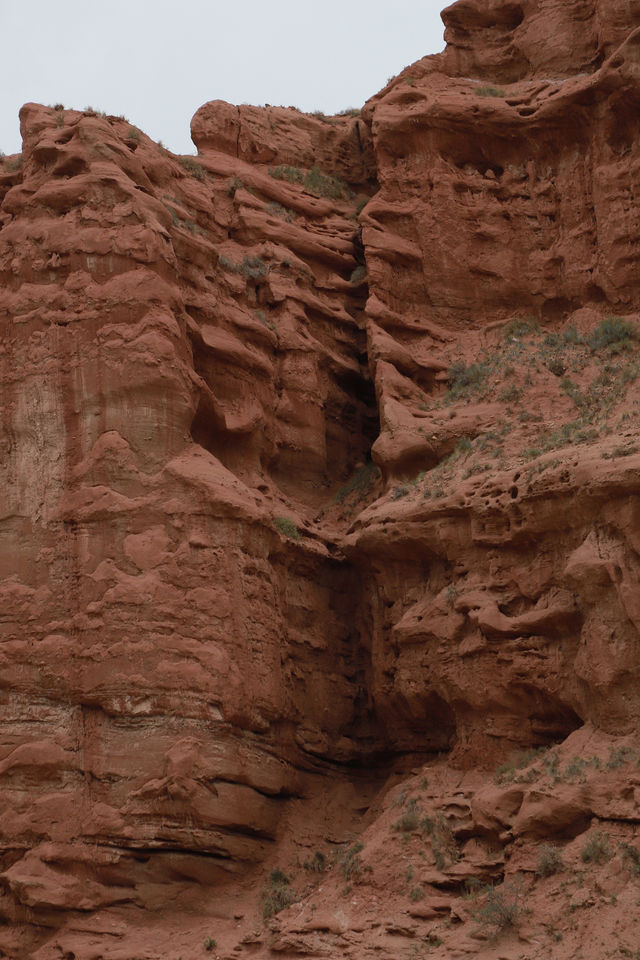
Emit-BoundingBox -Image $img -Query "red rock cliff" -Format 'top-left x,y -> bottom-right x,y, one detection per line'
3,1 -> 640,958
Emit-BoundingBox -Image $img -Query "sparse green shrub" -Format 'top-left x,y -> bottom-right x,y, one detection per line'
218,254 -> 236,272
499,384 -> 523,402
303,851 -> 326,873
607,746 -> 633,768
268,163 -> 351,199
268,164 -> 304,184
494,749 -> 540,785
581,832 -> 613,865
445,584 -> 458,607
126,126 -> 141,142
391,485 -> 408,501
303,165 -> 351,199
587,317 -> 635,352
563,756 -> 587,782
447,361 -> 490,400
393,809 -> 419,834
334,461 -> 379,505
536,844 -> 563,877
545,356 -> 566,377
266,200 -> 295,221
239,255 -> 267,280
423,812 -> 458,869
273,516 -> 300,541
476,86 -> 506,97
178,156 -> 206,181
409,884 -> 425,901
337,107 -> 361,117
562,325 -> 581,344
621,842 -> 640,875
473,881 -> 522,929
227,176 -> 244,197
339,841 -> 368,880
204,936 -> 217,951
262,869 -> 296,920
542,751 -> 560,780
560,376 -> 585,408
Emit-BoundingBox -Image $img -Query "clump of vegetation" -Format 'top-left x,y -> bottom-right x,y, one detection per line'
581,832 -> 613,865
350,264 -> 367,284
409,884 -> 425,901
536,844 -> 563,877
204,936 -> 217,951
473,881 -> 522,929
227,176 -> 244,197
422,812 -> 458,870
393,804 -> 420,835
273,516 -> 300,541
239,255 -> 267,279
391,485 -> 409,501
218,254 -> 268,280
334,461 -> 379,505
494,748 -> 541,785
303,851 -> 326,873
262,869 -> 296,920
446,361 -> 490,400
587,316 -> 636,353
606,745 -> 633,769
304,165 -> 351,199
476,85 -> 506,97
621,842 -> 640,876
268,164 -> 304,185
337,107 -> 361,117
503,316 -> 539,338
266,200 -> 296,221
126,126 -> 141,142
268,163 -> 351,199
178,156 -> 206,181
338,841 -> 369,881
562,756 -> 587,783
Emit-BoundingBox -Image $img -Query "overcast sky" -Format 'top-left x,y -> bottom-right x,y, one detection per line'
1,0 -> 447,157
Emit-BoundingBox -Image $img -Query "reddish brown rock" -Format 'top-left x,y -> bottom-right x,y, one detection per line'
5,1 -> 640,958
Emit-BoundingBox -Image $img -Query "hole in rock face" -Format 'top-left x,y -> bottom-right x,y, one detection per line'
510,485 -> 518,499
391,689 -> 458,754
510,682 -> 583,746
542,297 -> 574,322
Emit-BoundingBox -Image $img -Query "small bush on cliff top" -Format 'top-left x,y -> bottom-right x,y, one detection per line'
178,156 -> 206,181
204,936 -> 217,951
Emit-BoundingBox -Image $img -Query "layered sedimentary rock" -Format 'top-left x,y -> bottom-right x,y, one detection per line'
3,0 -> 640,957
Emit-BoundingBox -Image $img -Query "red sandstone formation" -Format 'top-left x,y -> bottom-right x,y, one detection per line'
3,1 -> 640,957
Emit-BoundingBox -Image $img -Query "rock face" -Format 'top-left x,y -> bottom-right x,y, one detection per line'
3,1 -> 640,957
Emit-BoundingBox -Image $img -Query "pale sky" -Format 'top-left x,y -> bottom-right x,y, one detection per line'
1,0 -> 447,156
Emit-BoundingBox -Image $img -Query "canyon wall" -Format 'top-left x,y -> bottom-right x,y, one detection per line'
2,1 -> 640,957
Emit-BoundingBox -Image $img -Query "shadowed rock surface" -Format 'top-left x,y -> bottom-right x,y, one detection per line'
3,1 -> 640,957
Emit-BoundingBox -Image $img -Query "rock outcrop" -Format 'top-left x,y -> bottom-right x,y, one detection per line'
3,1 -> 640,957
